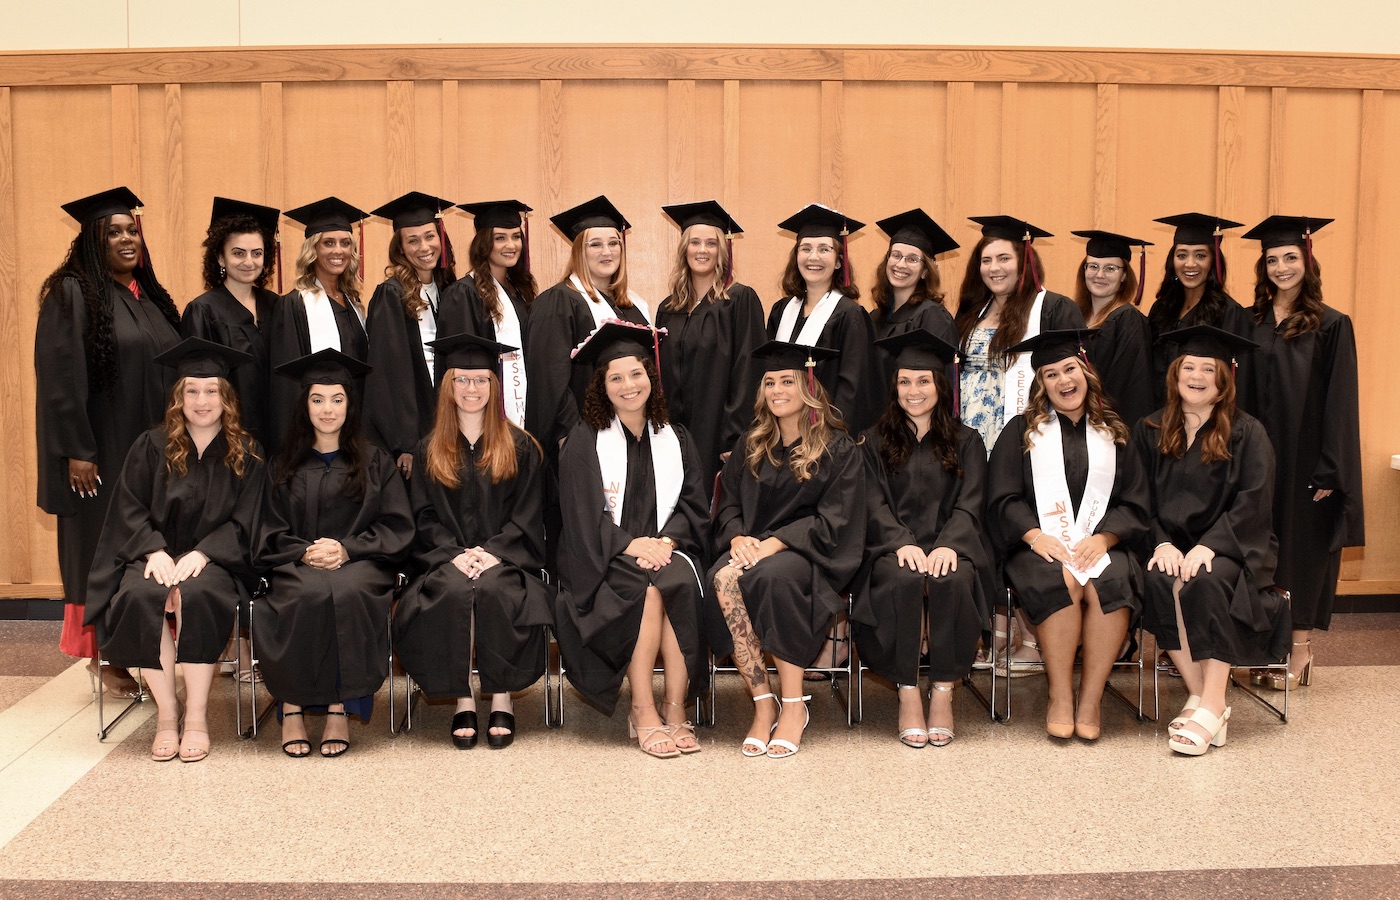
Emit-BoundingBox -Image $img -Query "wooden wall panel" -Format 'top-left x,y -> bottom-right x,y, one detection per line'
0,87 -> 28,585
943,82 -> 1003,282
455,80 -> 541,262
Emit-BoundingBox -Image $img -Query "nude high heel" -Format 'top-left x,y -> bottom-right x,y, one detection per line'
1264,641 -> 1313,691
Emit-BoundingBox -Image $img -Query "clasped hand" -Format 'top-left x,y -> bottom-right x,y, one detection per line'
302,538 -> 349,570
143,549 -> 208,587
626,537 -> 674,571
452,547 -> 501,580
728,535 -> 782,570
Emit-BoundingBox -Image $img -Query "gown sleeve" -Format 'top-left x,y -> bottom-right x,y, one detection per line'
363,280 -> 421,456
712,437 -> 748,553
481,432 -> 547,572
407,440 -> 464,573
179,296 -> 217,341
830,303 -> 883,433
1043,292 -> 1088,330
1312,312 -> 1365,548
859,436 -> 918,557
986,416 -> 1038,552
1197,416 -> 1277,581
1093,437 -> 1151,546
659,427 -> 713,565
83,433 -> 168,623
1131,417 -> 1173,553
721,286 -> 766,456
557,422 -> 635,612
933,428 -> 990,560
767,436 -> 867,591
191,454 -> 268,590
34,278 -> 98,516
339,449 -> 415,562
1091,307 -> 1155,427
524,286 -> 582,447
265,291 -> 310,454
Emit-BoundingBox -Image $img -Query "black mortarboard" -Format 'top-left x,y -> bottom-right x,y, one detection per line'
154,336 -> 252,380
370,192 -> 455,232
750,339 -> 840,373
1071,229 -> 1152,261
1159,325 -> 1258,363
1007,328 -> 1099,370
662,200 -> 743,235
778,204 -> 864,241
551,195 -> 630,240
284,197 -> 370,238
570,320 -> 663,371
969,215 -> 1053,243
460,199 -> 532,231
877,209 -> 959,257
273,348 -> 372,388
61,186 -> 141,225
1154,212 -> 1244,246
874,328 -> 959,371
429,332 -> 517,374
1241,215 -> 1333,251
210,197 -> 280,235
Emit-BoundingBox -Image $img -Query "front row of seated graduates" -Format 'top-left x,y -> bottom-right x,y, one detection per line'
36,186 -> 1361,761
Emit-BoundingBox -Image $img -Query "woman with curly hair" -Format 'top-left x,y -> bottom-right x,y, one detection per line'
363,193 -> 461,476
181,197 -> 281,448
986,330 -> 1150,741
869,209 -> 960,385
554,322 -> 709,758
266,197 -> 370,454
35,187 -> 182,691
1070,229 -> 1155,428
710,341 -> 866,759
84,338 -> 266,763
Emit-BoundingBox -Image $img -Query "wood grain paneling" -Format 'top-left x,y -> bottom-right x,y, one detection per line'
1093,84 -> 1118,230
0,87 -> 30,584
385,80 -> 415,198
667,80 -> 695,204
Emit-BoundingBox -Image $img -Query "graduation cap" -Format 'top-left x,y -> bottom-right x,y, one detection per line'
1243,215 -> 1333,270
1072,229 -> 1154,305
1006,328 -> 1099,370
284,197 -> 370,238
273,348 -> 372,389
752,339 -> 839,419
461,199 -> 533,273
874,327 -> 958,371
968,215 -> 1052,292
664,200 -> 744,287
210,197 -> 280,236
154,336 -> 253,380
779,204 -> 864,289
570,319 -> 665,385
371,191 -> 459,272
1159,324 -> 1258,365
1154,212 -> 1244,246
551,195 -> 630,240
877,209 -> 959,258
429,331 -> 517,375
62,186 -> 141,226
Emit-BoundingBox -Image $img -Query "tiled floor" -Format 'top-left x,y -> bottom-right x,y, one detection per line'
1,616 -> 1398,898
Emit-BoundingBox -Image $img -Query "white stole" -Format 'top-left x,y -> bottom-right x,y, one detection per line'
776,290 -> 841,344
493,277 -> 528,428
570,274 -> 651,327
999,288 -> 1047,428
418,281 -> 439,382
1028,414 -> 1117,584
596,418 -> 701,590
304,283 -> 342,352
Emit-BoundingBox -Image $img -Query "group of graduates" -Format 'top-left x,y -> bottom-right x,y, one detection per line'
34,185 -> 1362,763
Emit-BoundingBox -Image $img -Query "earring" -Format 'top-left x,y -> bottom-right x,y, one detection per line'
219,265 -> 226,278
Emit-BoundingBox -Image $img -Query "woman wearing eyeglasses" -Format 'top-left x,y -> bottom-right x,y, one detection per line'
1070,230 -> 1155,428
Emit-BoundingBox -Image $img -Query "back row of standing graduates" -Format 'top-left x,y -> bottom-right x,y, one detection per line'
34,186 -> 1362,760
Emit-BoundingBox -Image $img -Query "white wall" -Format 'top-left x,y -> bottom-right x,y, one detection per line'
5,0 -> 1398,54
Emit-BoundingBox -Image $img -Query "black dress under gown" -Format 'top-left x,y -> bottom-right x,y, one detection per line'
1238,305 -> 1364,631
1133,412 -> 1291,665
987,413 -> 1150,625
84,428 -> 267,667
654,284 -> 766,496
392,430 -> 554,698
852,423 -> 990,684
363,279 -> 439,459
266,288 -> 368,454
765,295 -> 884,434
1087,304 -> 1154,428
181,285 -> 277,448
707,432 -> 866,668
255,447 -> 414,707
553,421 -> 710,715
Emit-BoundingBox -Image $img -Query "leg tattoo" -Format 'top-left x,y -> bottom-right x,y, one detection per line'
715,569 -> 767,689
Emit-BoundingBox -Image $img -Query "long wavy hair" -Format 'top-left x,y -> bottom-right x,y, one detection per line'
563,227 -> 634,307
779,237 -> 860,302
202,214 -> 275,291
423,370 -> 537,486
293,232 -> 361,304
1144,356 -> 1235,464
954,236 -> 1047,365
162,378 -> 259,478
1021,359 -> 1130,452
385,225 -> 458,316
874,366 -> 961,476
272,382 -> 369,501
581,354 -> 670,433
870,247 -> 944,326
1252,248 -> 1324,340
469,225 -> 538,323
38,214 -> 181,393
744,370 -> 845,483
1073,256 -> 1139,327
1147,244 -> 1233,332
662,224 -> 732,313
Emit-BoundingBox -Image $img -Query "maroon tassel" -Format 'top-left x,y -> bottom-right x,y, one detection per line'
806,358 -> 819,425
133,207 -> 148,269
1304,227 -> 1314,272
1134,245 -> 1146,306
498,365 -> 507,422
952,354 -> 961,418
1212,228 -> 1223,286
652,327 -> 664,396
358,222 -> 366,284
523,213 -> 531,275
275,236 -> 284,293
724,233 -> 734,290
435,215 -> 452,271
840,228 -> 851,289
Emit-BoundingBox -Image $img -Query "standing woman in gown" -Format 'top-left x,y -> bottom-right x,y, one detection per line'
1135,326 -> 1289,755
438,200 -> 536,434
85,339 -> 266,762
853,329 -> 989,748
393,334 -> 553,750
554,323 -> 710,757
267,197 -> 371,454
257,349 -> 414,758
35,187 -> 181,694
654,200 -> 767,493
1070,229 -> 1155,428
711,341 -> 866,759
182,197 -> 281,450
1238,216 -> 1363,691
766,204 -> 883,435
363,192 -> 460,475
869,209 -> 960,384
987,330 -> 1149,740
1146,213 -> 1251,408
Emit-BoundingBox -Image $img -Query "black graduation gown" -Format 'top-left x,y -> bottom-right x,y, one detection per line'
363,279 -> 438,458
181,285 -> 277,449
707,432 -> 866,668
852,424 -> 990,684
554,421 -> 709,715
872,299 -> 959,390
765,295 -> 884,433
654,283 -> 766,496
266,288 -> 369,454
35,277 -> 180,608
1133,413 -> 1290,664
255,448 -> 414,707
987,413 -> 1150,625
437,277 -> 533,437
393,431 -> 553,698
1239,304 -> 1363,630
84,428 -> 267,667
1148,296 -> 1252,408
1087,304 -> 1154,428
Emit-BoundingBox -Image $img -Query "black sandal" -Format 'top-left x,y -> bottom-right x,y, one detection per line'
281,710 -> 311,759
451,710 -> 478,749
319,710 -> 350,758
486,710 -> 515,750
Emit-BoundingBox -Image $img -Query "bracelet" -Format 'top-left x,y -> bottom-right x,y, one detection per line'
658,536 -> 676,549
